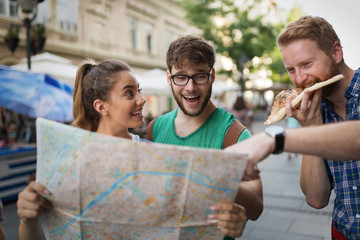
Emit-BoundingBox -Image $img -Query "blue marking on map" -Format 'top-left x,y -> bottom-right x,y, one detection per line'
50,170 -> 237,234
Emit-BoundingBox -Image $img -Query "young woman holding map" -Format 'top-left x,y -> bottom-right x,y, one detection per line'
17,59 -> 148,240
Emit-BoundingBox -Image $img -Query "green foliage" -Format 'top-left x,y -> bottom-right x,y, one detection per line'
6,24 -> 20,38
288,6 -> 304,22
181,0 -> 297,86
268,48 -> 289,83
32,24 -> 46,38
272,6 -> 306,84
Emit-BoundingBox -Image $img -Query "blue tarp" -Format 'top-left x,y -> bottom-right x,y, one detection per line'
0,65 -> 74,122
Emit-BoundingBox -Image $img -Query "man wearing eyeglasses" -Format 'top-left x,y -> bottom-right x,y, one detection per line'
146,35 -> 263,239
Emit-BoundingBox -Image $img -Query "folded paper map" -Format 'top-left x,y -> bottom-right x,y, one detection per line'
36,118 -> 247,239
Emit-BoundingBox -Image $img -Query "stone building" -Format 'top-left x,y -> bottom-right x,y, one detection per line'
0,0 -> 201,116
1,0 -> 199,70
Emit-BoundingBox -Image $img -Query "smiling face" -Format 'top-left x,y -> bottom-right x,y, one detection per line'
281,39 -> 340,89
103,71 -> 146,130
168,63 -> 214,116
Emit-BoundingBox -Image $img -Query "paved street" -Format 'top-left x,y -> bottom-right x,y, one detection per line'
1,116 -> 335,240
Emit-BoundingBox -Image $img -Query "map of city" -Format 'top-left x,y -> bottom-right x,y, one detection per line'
36,118 -> 247,239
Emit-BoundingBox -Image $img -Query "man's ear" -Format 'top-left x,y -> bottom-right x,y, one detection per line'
166,70 -> 172,86
211,68 -> 215,84
93,99 -> 108,115
332,41 -> 343,64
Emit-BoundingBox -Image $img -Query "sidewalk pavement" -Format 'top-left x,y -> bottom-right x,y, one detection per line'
1,116 -> 335,240
239,118 -> 335,240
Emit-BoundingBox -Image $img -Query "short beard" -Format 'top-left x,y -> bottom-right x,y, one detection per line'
322,60 -> 341,98
171,84 -> 212,117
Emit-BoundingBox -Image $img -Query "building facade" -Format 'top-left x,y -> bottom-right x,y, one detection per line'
0,0 -> 199,70
0,0 -> 201,116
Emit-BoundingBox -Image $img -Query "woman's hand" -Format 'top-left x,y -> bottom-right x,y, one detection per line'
17,181 -> 52,224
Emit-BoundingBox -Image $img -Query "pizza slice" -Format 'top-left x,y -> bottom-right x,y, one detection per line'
264,74 -> 344,125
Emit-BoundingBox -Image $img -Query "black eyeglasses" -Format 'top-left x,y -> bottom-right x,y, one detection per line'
170,69 -> 212,86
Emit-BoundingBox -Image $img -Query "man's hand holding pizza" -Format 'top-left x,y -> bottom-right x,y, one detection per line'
285,89 -> 323,127
264,74 -> 343,126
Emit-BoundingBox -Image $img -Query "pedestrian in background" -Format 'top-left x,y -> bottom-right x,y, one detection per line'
230,95 -> 254,134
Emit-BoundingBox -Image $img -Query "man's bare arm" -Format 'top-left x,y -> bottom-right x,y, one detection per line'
235,178 -> 263,220
285,121 -> 360,159
225,121 -> 360,180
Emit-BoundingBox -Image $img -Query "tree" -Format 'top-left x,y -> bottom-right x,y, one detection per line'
181,0 -> 289,89
267,6 -> 305,84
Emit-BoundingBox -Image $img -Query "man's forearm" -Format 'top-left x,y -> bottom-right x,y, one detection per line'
234,179 -> 263,220
299,154 -> 332,209
285,121 -> 360,160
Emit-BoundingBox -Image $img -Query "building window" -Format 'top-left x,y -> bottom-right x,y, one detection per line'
0,1 -> 6,15
130,17 -> 138,50
0,0 -> 18,17
9,0 -> 16,16
34,1 -> 48,24
145,23 -> 153,54
55,0 -> 78,34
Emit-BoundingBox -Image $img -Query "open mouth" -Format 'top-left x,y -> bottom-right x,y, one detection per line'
183,95 -> 200,105
131,110 -> 143,117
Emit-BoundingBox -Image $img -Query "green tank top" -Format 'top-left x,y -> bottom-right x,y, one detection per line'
152,107 -> 251,149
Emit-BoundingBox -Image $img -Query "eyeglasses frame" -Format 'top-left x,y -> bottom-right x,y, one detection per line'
170,69 -> 213,86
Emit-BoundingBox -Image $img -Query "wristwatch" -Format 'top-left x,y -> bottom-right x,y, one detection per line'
265,125 -> 285,154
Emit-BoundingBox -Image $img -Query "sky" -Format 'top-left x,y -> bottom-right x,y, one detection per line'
275,0 -> 359,70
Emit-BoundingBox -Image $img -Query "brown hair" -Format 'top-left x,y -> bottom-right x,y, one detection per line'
277,16 -> 340,57
233,96 -> 247,111
166,35 -> 215,71
71,59 -> 131,132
